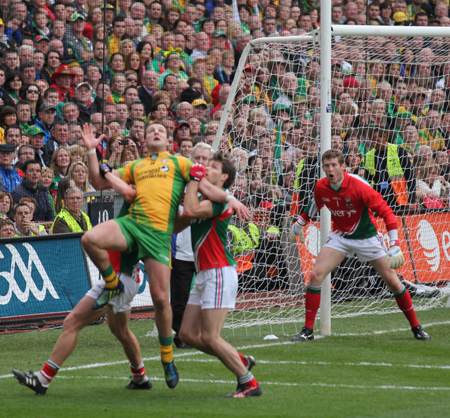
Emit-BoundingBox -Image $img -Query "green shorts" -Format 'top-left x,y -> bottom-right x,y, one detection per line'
115,216 -> 172,267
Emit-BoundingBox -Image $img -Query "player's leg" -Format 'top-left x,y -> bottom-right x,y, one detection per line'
201,308 -> 261,397
13,295 -> 108,394
170,258 -> 195,349
179,304 -> 215,355
369,256 -> 430,340
108,310 -> 152,389
292,245 -> 346,342
82,221 -> 129,309
201,308 -> 247,375
143,257 -> 179,388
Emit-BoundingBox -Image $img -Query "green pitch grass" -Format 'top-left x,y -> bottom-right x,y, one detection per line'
1,307 -> 449,418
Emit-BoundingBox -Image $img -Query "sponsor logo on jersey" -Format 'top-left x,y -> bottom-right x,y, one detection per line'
323,197 -> 330,202
150,154 -> 158,160
161,165 -> 169,172
330,209 -> 357,218
345,198 -> 353,208
162,158 -> 169,163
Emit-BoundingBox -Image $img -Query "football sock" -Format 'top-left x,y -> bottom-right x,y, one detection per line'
394,286 -> 420,328
101,265 -> 118,289
131,362 -> 146,383
39,360 -> 60,386
159,336 -> 173,363
238,352 -> 246,366
238,371 -> 257,387
304,285 -> 321,329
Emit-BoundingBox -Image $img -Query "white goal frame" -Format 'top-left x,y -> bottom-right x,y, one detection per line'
214,6 -> 450,335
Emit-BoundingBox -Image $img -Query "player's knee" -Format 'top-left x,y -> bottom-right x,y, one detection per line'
81,230 -> 95,249
151,293 -> 169,311
309,270 -> 324,286
111,326 -> 129,342
200,333 -> 215,350
178,328 -> 192,345
62,312 -> 82,333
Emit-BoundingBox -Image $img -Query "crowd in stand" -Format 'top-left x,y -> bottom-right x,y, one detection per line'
1,0 -> 450,244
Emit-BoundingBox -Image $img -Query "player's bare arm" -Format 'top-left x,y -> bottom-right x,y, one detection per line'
198,178 -> 250,221
183,180 -> 214,219
173,211 -> 191,233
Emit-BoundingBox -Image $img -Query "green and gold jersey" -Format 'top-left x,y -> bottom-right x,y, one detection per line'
120,152 -> 192,233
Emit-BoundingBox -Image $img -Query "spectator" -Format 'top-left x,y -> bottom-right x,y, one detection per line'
418,109 -> 446,151
14,144 -> 35,170
68,161 -> 94,193
13,202 -> 48,237
51,186 -> 92,233
138,70 -> 158,115
11,159 -> 55,221
0,217 -> 15,237
0,191 -> 13,218
416,161 -> 450,207
50,146 -> 72,196
364,126 -> 417,212
64,13 -> 93,64
107,16 -> 126,58
45,120 -> 70,160
72,82 -> 92,124
0,143 -> 21,193
49,65 -> 76,102
3,71 -> 23,105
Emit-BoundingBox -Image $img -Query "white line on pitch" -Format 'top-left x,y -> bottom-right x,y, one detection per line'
178,358 -> 450,370
28,375 -> 450,392
2,320 -> 448,379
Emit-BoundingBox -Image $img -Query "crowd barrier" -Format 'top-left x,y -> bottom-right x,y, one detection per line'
299,211 -> 450,284
3,209 -> 450,321
0,234 -> 153,321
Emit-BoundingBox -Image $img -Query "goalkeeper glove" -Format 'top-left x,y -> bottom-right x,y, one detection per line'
99,163 -> 112,178
385,241 -> 405,269
189,163 -> 207,182
291,221 -> 305,244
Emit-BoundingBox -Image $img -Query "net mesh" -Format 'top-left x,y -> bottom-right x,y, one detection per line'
218,33 -> 450,332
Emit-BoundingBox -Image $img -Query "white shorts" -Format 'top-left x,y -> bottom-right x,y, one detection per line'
187,266 -> 238,310
86,272 -> 140,314
324,232 -> 387,262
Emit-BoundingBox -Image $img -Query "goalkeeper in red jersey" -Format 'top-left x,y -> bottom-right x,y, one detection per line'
291,149 -> 430,342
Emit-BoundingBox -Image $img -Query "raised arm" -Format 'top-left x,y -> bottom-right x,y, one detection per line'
82,123 -> 136,203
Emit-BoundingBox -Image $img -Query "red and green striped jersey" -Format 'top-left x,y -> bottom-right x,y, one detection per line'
298,172 -> 398,239
191,196 -> 237,272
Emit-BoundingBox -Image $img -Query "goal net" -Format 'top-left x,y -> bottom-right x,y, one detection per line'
215,28 -> 450,334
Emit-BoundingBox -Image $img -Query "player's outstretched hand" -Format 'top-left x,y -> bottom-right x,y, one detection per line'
290,221 -> 305,244
190,163 -> 207,182
81,123 -> 105,151
386,245 -> 405,269
227,196 -> 251,222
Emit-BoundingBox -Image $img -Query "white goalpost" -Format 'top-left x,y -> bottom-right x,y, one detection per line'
214,14 -> 450,336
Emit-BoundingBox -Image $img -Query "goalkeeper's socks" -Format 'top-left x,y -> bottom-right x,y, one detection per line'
159,335 -> 174,363
101,265 -> 119,289
394,286 -> 420,328
131,362 -> 146,383
304,285 -> 321,329
39,360 -> 60,386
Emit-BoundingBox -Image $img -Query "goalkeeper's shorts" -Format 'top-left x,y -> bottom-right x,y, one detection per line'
87,271 -> 141,314
324,232 -> 387,262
